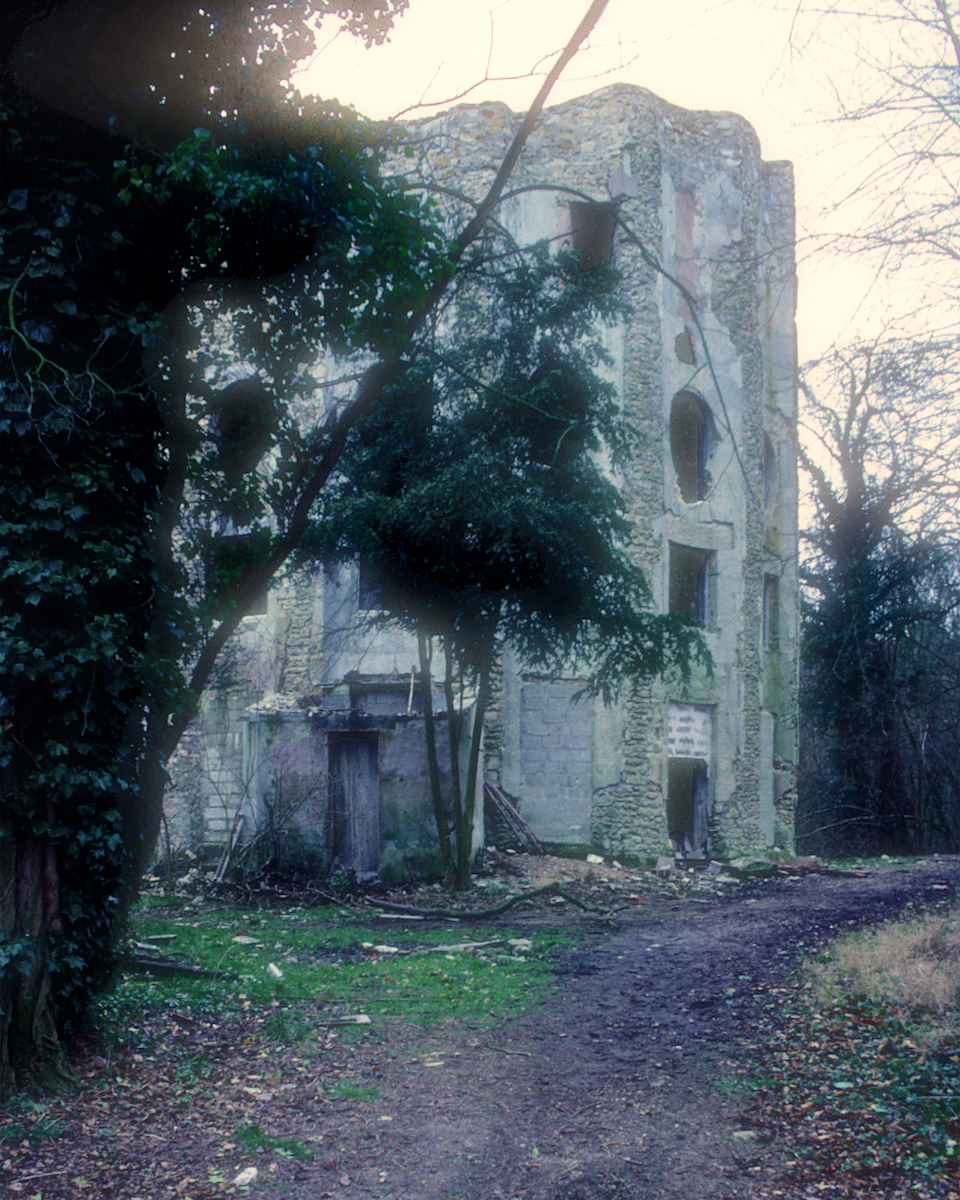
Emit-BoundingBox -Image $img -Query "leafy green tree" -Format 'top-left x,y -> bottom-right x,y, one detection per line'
312,249 -> 705,888
1,0 -> 612,1089
0,0 -> 442,1093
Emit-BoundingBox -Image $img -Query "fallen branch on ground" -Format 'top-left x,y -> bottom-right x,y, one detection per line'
775,862 -> 869,878
366,883 -> 633,920
122,955 -> 238,980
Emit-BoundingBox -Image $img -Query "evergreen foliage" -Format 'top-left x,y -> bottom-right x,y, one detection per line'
310,247 -> 706,886
792,2 -> 960,856
798,340 -> 960,855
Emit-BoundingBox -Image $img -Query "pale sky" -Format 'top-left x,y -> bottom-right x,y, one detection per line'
294,0 -> 892,363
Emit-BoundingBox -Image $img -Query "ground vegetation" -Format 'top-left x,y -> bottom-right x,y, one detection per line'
1,855 -> 956,1199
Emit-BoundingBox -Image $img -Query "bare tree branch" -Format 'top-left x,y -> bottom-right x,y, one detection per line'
162,0 -> 612,758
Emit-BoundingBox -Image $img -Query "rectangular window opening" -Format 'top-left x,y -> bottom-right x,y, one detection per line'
569,201 -> 617,270
763,574 -> 779,649
357,555 -> 386,612
210,533 -> 269,616
668,543 -> 716,627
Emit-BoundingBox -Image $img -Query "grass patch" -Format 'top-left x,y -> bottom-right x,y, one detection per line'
808,905 -> 960,1042
325,1078 -> 381,1101
261,1009 -> 317,1046
0,1096 -> 66,1144
818,855 -> 926,871
234,1123 -> 313,1159
753,904 -> 960,1194
102,901 -> 570,1048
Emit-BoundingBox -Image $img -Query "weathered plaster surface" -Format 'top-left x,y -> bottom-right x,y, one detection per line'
164,85 -> 799,868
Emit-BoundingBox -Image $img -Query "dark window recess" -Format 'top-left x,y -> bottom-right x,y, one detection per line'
674,326 -> 697,366
209,533 -> 269,615
569,201 -> 617,270
763,433 -> 778,508
209,378 -> 276,477
669,543 -> 716,626
357,556 -> 387,611
763,574 -> 779,649
670,391 -> 714,503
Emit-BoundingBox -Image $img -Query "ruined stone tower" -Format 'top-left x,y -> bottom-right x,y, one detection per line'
449,85 -> 801,858
166,85 -> 799,867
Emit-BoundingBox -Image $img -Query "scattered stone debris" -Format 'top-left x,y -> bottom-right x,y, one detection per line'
141,851 -> 874,923
9,858 -> 955,1200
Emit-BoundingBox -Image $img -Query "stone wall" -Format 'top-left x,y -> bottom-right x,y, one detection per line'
163,84 -> 799,868
409,85 -> 799,859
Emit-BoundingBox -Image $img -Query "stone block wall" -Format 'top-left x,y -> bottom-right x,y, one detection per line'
163,84 -> 799,869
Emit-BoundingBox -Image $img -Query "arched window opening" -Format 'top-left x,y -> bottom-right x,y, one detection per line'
670,391 -> 715,503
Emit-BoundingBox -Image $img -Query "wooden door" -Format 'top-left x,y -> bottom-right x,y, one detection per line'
327,734 -> 380,871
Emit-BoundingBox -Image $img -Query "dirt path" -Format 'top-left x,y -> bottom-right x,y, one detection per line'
296,857 -> 959,1200
5,857 -> 957,1200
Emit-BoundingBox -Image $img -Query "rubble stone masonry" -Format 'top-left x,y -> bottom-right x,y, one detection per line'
410,86 -> 799,858
164,85 -> 799,866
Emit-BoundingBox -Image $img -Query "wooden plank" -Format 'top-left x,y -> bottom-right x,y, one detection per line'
484,782 -> 546,855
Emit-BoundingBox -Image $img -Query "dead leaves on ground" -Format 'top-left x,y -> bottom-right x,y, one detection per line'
747,996 -> 960,1199
1,1012 -> 368,1200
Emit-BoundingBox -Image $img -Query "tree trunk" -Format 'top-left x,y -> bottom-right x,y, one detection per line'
0,801 -> 72,1099
418,628 -> 452,874
455,632 -> 494,891
442,636 -> 465,865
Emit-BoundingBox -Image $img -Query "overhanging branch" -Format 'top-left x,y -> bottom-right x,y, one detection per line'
168,0 -> 612,755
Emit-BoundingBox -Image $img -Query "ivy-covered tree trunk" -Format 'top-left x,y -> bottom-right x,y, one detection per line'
0,782 -> 80,1096
0,684 -> 149,1097
0,496 -> 159,1101
0,99 -> 165,1093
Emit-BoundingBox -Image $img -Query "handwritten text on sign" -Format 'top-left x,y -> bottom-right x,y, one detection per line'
668,703 -> 712,759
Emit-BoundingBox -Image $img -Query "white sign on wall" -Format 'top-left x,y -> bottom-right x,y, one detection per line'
667,703 -> 712,760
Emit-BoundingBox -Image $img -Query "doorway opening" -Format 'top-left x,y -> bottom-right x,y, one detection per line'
666,758 -> 708,857
327,733 -> 380,871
